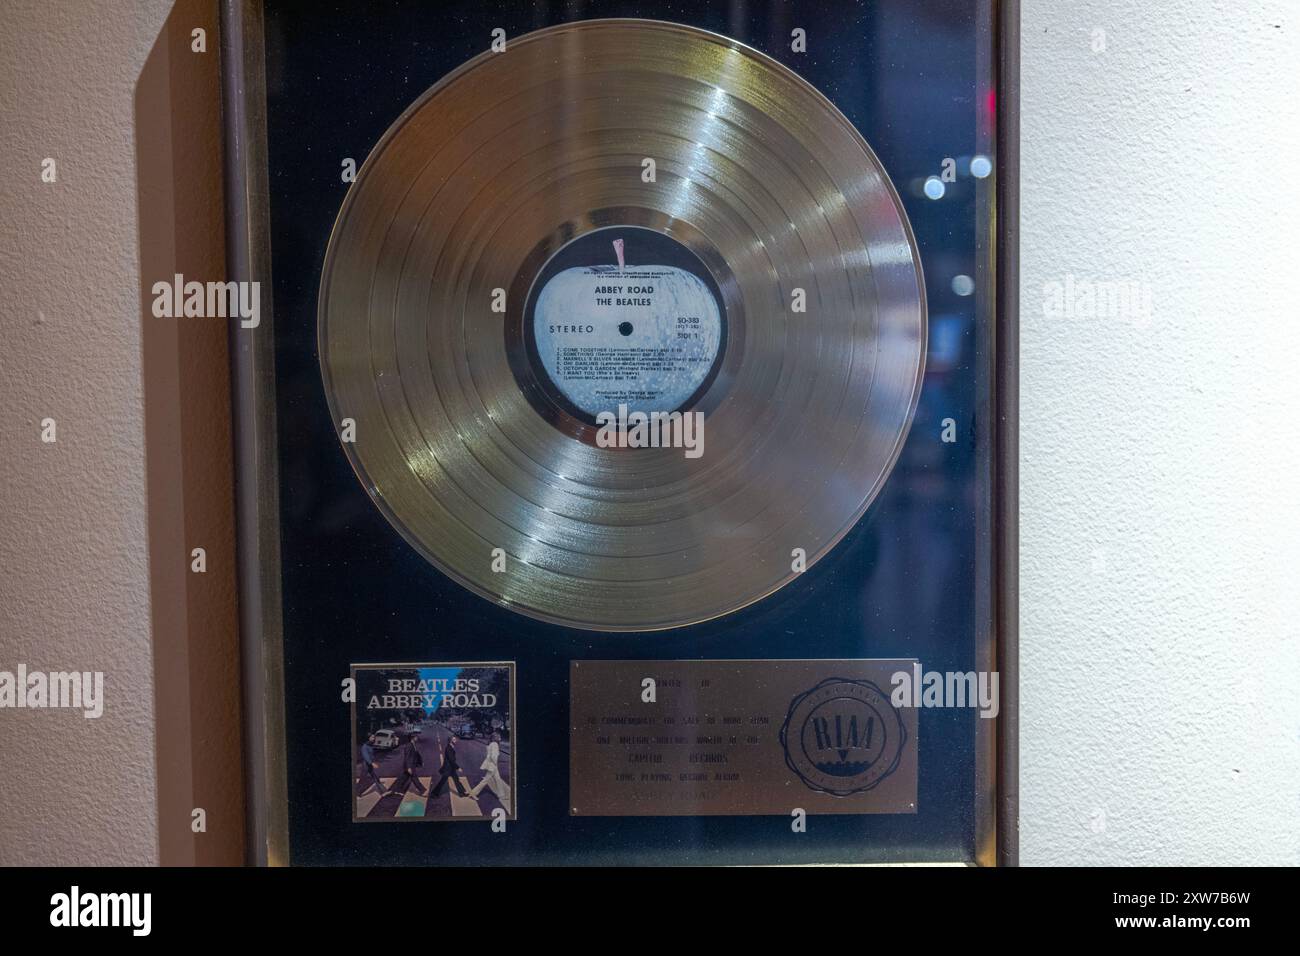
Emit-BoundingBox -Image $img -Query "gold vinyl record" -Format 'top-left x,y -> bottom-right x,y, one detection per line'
318,19 -> 926,632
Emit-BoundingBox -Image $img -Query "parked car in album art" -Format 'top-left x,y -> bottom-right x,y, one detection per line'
351,662 -> 515,822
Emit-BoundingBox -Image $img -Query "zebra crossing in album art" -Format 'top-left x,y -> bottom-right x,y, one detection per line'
351,662 -> 516,823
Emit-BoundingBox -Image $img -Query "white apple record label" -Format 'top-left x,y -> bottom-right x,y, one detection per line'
528,228 -> 725,417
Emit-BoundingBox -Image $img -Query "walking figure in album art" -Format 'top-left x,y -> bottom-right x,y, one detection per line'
431,734 -> 469,797
469,732 -> 512,813
399,735 -> 426,795
358,736 -> 386,797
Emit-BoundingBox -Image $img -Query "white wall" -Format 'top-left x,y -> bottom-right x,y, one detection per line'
1020,0 -> 1300,864
0,0 -> 243,866
0,0 -> 171,865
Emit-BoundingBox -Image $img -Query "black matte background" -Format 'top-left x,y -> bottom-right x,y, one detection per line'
262,0 -> 993,865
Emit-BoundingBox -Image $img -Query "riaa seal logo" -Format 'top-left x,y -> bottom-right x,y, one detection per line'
779,678 -> 906,796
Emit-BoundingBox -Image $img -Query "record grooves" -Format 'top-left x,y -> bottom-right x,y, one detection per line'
317,19 -> 927,632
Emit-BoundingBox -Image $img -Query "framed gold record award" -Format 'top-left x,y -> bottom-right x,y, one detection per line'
225,0 -> 1019,866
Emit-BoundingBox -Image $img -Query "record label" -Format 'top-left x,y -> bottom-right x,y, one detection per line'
526,226 -> 726,422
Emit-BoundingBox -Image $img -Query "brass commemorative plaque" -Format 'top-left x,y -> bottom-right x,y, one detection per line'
570,660 -> 918,816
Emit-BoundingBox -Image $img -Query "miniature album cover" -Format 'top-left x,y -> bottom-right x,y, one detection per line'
351,662 -> 515,822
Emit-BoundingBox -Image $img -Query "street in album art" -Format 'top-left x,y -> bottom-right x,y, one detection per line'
352,663 -> 515,822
